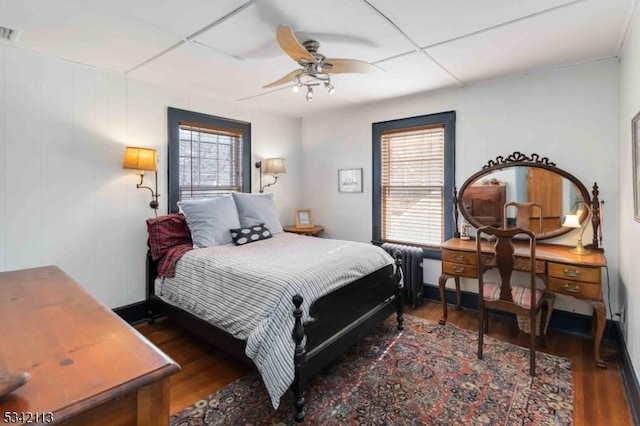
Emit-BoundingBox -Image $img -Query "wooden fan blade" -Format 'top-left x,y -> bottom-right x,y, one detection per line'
276,25 -> 315,63
325,58 -> 384,75
262,69 -> 301,89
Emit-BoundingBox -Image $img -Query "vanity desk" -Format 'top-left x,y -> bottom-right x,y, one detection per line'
439,237 -> 607,367
443,152 -> 607,368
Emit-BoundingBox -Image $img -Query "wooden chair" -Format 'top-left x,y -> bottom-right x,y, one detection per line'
503,201 -> 543,233
476,225 -> 550,376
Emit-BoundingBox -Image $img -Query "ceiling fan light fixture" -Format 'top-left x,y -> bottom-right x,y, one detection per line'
306,87 -> 313,101
325,82 -> 335,95
292,76 -> 302,93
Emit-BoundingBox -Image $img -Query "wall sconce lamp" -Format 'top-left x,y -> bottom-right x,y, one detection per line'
255,158 -> 286,193
562,203 -> 592,255
122,146 -> 159,210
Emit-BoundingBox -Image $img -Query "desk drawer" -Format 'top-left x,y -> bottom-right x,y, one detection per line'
442,250 -> 476,266
548,277 -> 602,300
548,263 -> 600,283
442,261 -> 478,278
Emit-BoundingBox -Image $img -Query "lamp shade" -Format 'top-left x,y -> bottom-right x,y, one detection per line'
562,214 -> 581,228
122,147 -> 158,172
263,158 -> 286,175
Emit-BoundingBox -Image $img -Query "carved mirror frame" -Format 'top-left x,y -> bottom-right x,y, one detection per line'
455,152 -> 602,249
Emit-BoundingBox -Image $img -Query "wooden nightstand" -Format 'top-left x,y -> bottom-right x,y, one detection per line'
284,225 -> 324,237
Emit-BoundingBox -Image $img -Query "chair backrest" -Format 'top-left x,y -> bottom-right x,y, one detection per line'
476,226 -> 537,305
503,202 -> 543,234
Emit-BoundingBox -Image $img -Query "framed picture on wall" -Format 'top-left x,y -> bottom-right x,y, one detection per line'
338,168 -> 363,193
294,208 -> 314,228
633,111 -> 640,222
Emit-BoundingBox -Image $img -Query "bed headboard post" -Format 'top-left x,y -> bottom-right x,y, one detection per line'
146,248 -> 158,321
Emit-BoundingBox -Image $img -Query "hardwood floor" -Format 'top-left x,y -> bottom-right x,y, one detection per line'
136,301 -> 633,425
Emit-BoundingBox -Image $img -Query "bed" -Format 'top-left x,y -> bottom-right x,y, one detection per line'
146,211 -> 403,422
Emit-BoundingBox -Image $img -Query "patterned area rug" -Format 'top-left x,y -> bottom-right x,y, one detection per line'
171,315 -> 573,425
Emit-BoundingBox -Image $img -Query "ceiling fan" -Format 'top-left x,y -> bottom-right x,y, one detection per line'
263,25 -> 383,101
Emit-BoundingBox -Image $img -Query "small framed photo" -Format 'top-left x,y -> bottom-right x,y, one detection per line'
295,208 -> 314,228
633,110 -> 640,222
338,168 -> 363,193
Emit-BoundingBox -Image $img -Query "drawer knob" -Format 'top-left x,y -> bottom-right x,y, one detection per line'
563,283 -> 581,293
453,254 -> 465,261
563,268 -> 581,278
452,266 -> 465,273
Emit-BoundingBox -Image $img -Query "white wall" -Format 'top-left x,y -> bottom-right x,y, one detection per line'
0,44 -> 301,308
618,4 -> 640,381
301,59 -> 619,316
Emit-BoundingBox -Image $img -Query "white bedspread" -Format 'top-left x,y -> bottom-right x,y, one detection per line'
156,232 -> 394,408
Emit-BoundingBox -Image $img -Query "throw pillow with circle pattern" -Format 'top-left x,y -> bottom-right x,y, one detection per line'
230,223 -> 273,246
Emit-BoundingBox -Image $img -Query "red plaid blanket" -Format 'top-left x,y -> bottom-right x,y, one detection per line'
147,214 -> 193,277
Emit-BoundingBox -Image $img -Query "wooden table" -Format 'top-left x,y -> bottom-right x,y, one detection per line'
283,225 -> 324,236
0,266 -> 180,425
439,238 -> 608,368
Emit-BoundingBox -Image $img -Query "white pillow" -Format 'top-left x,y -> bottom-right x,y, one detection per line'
231,192 -> 283,234
178,196 -> 241,247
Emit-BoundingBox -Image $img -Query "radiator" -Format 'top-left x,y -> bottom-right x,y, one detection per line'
381,243 -> 424,308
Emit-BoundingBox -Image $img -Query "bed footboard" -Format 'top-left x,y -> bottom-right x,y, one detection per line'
291,256 -> 403,421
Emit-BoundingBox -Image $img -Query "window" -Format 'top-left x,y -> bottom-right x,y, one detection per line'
178,122 -> 243,198
372,111 -> 455,258
168,108 -> 251,213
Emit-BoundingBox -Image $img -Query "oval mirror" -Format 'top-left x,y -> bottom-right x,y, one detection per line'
457,153 -> 591,240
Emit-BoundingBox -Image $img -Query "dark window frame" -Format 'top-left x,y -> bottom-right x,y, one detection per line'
372,111 -> 456,260
167,107 -> 251,213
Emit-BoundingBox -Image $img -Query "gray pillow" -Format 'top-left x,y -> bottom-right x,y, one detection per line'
231,192 -> 283,234
178,196 -> 241,247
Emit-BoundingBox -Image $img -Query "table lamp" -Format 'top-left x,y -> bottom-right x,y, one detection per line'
562,203 -> 591,255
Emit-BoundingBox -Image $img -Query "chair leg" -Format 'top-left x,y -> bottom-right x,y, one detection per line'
510,319 -> 520,338
529,311 -> 536,376
539,302 -> 549,349
478,307 -> 484,360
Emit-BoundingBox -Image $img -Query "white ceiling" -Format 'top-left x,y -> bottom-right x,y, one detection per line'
0,0 -> 635,118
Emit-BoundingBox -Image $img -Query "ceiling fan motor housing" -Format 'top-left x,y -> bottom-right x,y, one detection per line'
302,40 -> 320,53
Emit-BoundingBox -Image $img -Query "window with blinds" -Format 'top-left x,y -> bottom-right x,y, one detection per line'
178,121 -> 243,200
381,125 -> 444,247
168,108 -> 251,213
372,111 -> 455,257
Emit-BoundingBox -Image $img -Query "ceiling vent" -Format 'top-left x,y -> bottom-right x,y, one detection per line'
0,26 -> 20,42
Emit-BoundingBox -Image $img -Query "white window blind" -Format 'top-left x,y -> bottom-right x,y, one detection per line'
381,124 -> 445,247
178,121 -> 243,200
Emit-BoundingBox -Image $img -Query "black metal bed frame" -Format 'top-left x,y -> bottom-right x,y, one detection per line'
146,250 -> 403,422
